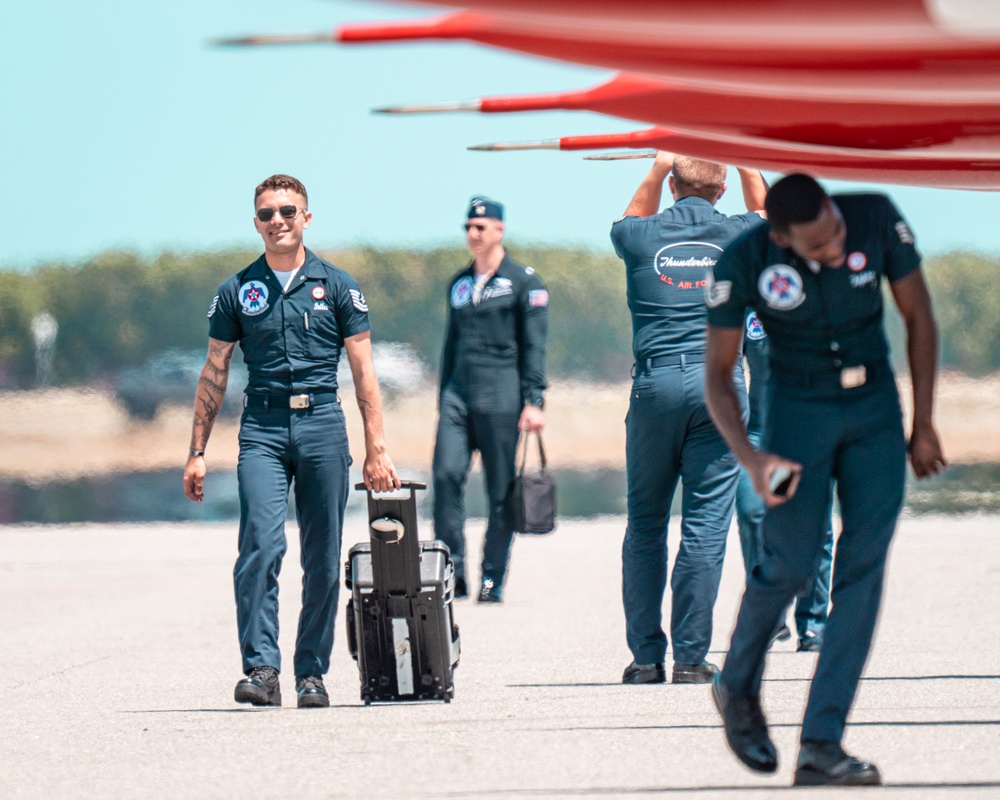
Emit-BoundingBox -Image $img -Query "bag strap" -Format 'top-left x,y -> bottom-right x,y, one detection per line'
517,430 -> 548,475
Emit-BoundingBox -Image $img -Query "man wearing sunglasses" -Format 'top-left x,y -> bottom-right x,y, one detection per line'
432,196 -> 549,604
183,173 -> 400,709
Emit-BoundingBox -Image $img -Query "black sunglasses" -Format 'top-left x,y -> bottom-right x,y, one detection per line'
256,205 -> 302,223
464,222 -> 488,232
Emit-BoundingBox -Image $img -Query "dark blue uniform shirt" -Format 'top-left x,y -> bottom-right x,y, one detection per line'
611,197 -> 764,360
208,248 -> 371,394
708,194 -> 921,376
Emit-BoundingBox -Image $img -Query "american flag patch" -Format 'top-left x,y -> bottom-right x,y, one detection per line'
529,289 -> 548,307
349,288 -> 368,312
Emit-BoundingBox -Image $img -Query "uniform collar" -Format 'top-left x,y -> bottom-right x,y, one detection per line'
673,196 -> 716,210
243,254 -> 271,281
466,251 -> 514,280
245,248 -> 325,286
777,246 -> 822,275
300,248 -> 326,280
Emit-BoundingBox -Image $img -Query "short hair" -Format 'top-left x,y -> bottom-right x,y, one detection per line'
254,174 -> 308,206
765,174 -> 828,233
671,157 -> 727,200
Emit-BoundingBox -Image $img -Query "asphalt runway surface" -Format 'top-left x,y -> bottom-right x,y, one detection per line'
2,513 -> 999,798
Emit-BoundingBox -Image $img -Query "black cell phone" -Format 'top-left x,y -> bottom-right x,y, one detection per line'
769,467 -> 800,498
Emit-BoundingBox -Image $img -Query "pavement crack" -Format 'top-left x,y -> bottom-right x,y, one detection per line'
11,655 -> 111,691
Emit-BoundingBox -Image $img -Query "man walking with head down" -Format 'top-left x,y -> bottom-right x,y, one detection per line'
704,173 -> 945,785
183,174 -> 400,709
611,152 -> 767,685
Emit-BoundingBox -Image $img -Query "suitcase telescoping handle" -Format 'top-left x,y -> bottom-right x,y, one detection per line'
354,480 -> 427,492
355,480 -> 426,596
355,482 -> 427,540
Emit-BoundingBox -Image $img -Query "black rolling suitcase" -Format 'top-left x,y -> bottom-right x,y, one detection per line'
344,481 -> 460,704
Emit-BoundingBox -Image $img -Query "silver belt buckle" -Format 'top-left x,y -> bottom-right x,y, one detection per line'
840,366 -> 866,389
289,394 -> 311,409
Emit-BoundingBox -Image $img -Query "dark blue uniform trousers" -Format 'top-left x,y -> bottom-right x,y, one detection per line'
234,402 -> 351,678
433,389 -> 521,586
623,361 -> 746,666
721,372 -> 906,743
736,429 -> 834,639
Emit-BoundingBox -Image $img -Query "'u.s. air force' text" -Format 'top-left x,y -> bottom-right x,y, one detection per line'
657,255 -> 715,290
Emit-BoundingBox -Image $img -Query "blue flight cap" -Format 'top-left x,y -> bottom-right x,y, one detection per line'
467,196 -> 504,221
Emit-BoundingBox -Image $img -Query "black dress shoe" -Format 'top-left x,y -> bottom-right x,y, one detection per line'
296,675 -> 330,708
797,630 -> 822,652
769,624 -> 792,649
235,665 -> 281,707
454,576 -> 468,599
794,740 -> 882,786
672,660 -> 719,684
711,673 -> 778,773
477,578 -> 503,603
622,661 -> 666,684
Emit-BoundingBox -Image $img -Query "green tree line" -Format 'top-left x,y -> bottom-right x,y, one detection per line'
0,246 -> 996,388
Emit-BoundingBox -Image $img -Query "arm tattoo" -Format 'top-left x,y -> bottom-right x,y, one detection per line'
199,393 -> 221,425
199,375 -> 226,395
190,340 -> 234,450
205,361 -> 228,381
208,340 -> 235,364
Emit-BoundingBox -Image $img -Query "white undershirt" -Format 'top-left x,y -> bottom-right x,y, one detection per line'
274,266 -> 301,293
472,271 -> 492,305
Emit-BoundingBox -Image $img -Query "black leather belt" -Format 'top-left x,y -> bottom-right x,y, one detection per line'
771,359 -> 890,390
644,353 -> 706,369
635,352 -> 743,376
245,392 -> 340,410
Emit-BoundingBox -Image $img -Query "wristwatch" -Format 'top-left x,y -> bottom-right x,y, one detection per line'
189,449 -> 205,457
525,396 -> 545,410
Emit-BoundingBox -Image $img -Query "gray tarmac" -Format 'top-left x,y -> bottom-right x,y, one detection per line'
2,512 -> 999,799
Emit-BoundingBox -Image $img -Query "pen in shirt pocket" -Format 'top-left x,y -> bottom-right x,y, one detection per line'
304,312 -> 309,330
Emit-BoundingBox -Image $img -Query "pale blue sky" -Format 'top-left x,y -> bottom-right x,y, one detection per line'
6,0 -> 1000,268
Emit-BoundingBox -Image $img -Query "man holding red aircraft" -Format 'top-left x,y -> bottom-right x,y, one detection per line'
611,152 -> 767,685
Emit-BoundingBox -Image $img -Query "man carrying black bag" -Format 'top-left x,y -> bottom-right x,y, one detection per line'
432,196 -> 549,604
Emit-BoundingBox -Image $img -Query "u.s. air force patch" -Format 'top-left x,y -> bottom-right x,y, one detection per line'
238,281 -> 269,316
451,276 -> 474,308
207,294 -> 219,318
746,311 -> 766,341
349,288 -> 368,312
758,264 -> 805,311
704,272 -> 732,308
